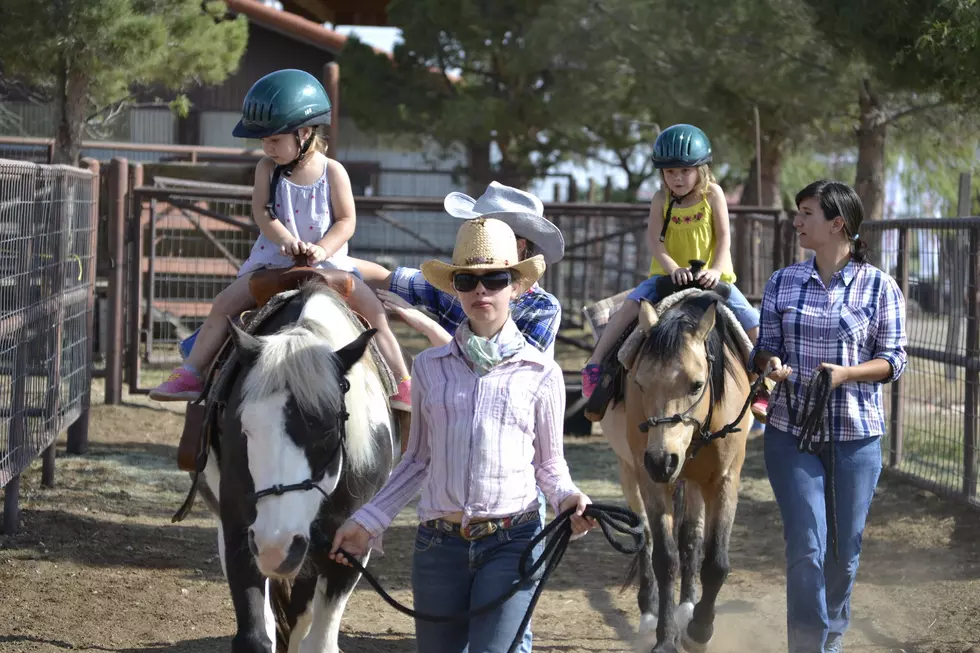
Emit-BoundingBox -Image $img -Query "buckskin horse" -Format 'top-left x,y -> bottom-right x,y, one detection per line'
191,279 -> 396,653
601,289 -> 753,653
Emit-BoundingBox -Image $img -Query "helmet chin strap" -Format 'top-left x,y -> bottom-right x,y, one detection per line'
282,130 -> 316,177
266,130 -> 317,219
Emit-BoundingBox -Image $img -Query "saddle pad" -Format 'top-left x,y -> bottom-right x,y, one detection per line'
582,289 -> 633,342
616,287 -> 754,369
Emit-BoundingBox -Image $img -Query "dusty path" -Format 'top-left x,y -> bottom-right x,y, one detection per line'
1,386 -> 978,653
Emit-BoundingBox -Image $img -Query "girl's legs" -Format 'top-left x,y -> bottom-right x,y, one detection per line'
726,283 -> 768,420
150,274 -> 256,401
347,256 -> 394,291
582,275 -> 663,399
347,276 -> 412,410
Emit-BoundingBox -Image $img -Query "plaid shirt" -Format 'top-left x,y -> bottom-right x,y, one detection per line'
389,267 -> 562,356
751,259 -> 907,442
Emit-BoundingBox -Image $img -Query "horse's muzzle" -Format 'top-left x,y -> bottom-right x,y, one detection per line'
644,450 -> 679,483
249,529 -> 310,577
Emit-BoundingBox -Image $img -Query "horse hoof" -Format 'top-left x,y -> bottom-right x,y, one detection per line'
674,602 -> 694,631
639,613 -> 659,634
680,624 -> 710,653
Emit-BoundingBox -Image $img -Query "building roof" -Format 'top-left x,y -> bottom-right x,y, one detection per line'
224,0 -> 460,82
224,0 -> 386,55
281,0 -> 390,26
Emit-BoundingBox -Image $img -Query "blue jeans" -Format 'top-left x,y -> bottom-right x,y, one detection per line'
764,425 -> 882,653
626,274 -> 760,332
412,518 -> 544,653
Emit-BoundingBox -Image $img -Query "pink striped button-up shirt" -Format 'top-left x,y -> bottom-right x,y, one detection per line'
351,319 -> 580,550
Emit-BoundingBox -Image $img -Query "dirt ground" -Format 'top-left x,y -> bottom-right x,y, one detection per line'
1,381 -> 979,653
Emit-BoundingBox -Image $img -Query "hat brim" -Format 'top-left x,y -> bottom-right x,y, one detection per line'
420,255 -> 546,297
443,192 -> 564,265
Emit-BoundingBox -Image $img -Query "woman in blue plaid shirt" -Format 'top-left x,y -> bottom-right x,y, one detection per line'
751,180 -> 907,653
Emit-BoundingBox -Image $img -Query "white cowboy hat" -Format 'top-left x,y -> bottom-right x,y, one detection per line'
443,181 -> 564,265
421,218 -> 546,296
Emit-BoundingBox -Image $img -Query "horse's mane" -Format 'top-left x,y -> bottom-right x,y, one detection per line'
639,292 -> 741,406
241,285 -> 380,472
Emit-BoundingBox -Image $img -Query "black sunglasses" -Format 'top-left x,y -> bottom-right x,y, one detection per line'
452,271 -> 513,293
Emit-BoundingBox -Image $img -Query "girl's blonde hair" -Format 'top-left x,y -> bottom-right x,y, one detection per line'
659,164 -> 715,198
302,126 -> 329,157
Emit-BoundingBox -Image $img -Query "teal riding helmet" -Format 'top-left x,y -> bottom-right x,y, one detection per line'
653,124 -> 712,169
232,69 -> 331,139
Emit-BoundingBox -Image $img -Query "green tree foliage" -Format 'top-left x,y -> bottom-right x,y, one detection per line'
340,0 -> 661,192
0,0 -> 248,164
801,0 -> 980,219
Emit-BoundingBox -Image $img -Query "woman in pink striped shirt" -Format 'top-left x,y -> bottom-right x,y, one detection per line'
330,217 -> 595,653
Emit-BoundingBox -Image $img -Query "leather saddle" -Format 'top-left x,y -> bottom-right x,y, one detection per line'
583,260 -> 732,422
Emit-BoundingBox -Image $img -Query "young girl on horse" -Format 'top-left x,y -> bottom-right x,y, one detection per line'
753,180 -> 907,653
581,123 -> 767,421
149,69 -> 412,410
330,217 -> 595,653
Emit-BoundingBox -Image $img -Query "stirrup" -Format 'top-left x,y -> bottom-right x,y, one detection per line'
584,368 -> 618,422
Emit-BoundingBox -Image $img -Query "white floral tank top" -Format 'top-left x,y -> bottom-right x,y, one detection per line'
238,161 -> 356,277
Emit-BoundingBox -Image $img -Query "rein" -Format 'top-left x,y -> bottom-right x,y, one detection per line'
333,503 -> 644,653
638,344 -> 771,460
248,377 -> 351,503
780,367 -> 838,562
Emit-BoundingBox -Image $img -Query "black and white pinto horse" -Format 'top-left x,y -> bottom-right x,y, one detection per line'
200,284 -> 394,653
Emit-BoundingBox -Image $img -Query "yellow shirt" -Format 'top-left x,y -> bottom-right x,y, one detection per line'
649,192 -> 736,283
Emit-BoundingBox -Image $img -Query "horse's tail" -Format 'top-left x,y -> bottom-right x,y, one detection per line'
269,578 -> 293,653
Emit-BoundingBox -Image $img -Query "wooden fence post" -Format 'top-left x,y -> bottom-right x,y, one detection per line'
104,158 -> 128,405
127,164 -> 144,394
890,227 -> 909,468
324,62 -> 341,150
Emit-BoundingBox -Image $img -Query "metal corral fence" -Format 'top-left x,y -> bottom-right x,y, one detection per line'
0,159 -> 99,534
97,168 -> 980,509
861,173 -> 980,507
108,178 -> 790,377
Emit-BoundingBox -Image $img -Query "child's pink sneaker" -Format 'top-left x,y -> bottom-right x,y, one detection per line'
751,393 -> 769,423
149,367 -> 204,402
582,364 -> 602,399
390,377 -> 412,412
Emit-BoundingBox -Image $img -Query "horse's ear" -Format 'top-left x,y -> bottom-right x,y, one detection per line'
335,328 -> 377,373
228,318 -> 262,360
694,303 -> 717,342
638,299 -> 659,331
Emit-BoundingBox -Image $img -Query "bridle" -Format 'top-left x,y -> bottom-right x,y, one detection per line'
248,377 -> 351,502
636,342 -> 770,460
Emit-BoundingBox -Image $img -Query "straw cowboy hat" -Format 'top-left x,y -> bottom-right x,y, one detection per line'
443,181 -> 564,265
421,218 -> 546,296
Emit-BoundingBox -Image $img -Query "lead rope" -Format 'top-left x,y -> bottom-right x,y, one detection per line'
780,367 -> 838,562
333,503 -> 644,653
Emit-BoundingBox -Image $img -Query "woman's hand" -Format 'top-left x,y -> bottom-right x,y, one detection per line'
818,362 -> 850,389
558,493 -> 597,536
377,289 -> 433,331
766,357 -> 793,383
696,267 -> 722,289
329,520 -> 372,567
670,266 -> 694,286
